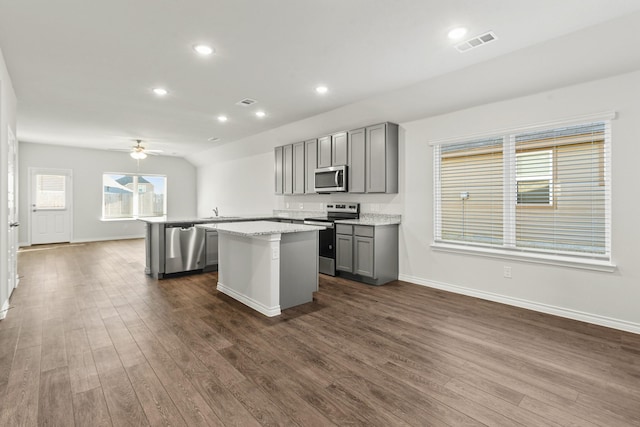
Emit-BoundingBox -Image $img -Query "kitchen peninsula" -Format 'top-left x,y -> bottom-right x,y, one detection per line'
199,221 -> 325,317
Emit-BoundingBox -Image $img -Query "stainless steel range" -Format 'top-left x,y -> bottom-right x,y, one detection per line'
304,202 -> 359,276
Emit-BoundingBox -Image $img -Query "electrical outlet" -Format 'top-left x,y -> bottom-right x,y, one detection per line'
371,203 -> 379,212
503,266 -> 512,278
271,247 -> 280,260
298,203 -> 303,209
285,202 -> 290,209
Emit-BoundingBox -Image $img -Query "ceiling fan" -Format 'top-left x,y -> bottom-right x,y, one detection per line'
111,140 -> 163,159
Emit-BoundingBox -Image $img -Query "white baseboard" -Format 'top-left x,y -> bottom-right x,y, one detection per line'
217,282 -> 281,317
399,274 -> 640,335
0,299 -> 9,320
19,235 -> 145,247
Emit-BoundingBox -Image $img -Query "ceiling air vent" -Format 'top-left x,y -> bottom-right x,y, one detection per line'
455,31 -> 497,53
236,98 -> 257,107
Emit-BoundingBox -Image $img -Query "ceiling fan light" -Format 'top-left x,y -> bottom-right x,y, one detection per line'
130,151 -> 147,160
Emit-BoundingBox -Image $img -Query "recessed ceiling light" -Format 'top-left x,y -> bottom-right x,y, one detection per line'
315,86 -> 328,94
152,88 -> 168,96
217,115 -> 228,122
255,111 -> 266,118
207,137 -> 221,142
448,27 -> 468,40
193,44 -> 214,55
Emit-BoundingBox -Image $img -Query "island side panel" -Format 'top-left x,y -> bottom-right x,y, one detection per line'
217,232 -> 282,317
279,231 -> 319,309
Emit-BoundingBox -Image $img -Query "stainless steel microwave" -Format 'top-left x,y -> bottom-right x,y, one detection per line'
314,165 -> 347,192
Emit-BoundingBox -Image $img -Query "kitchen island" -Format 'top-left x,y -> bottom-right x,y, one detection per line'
200,221 -> 324,317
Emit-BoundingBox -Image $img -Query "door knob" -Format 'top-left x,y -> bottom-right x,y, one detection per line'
9,222 -> 19,227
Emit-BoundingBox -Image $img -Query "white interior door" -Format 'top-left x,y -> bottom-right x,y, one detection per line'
30,168 -> 72,245
7,127 -> 18,293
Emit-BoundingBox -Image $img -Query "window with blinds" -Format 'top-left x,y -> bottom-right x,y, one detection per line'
35,174 -> 66,209
434,120 -> 611,261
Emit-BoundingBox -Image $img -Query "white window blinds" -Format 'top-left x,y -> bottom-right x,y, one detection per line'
434,120 -> 611,261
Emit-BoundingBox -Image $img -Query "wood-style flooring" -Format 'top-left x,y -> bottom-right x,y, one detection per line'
1,239 -> 639,426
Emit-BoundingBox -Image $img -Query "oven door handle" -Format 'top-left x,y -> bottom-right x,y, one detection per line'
304,221 -> 334,228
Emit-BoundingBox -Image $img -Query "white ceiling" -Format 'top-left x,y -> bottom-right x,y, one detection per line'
1,0 -> 639,157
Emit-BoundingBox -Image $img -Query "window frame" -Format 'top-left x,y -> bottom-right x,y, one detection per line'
431,113 -> 615,272
102,172 -> 167,220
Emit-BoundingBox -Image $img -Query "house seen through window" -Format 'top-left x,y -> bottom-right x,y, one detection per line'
102,173 -> 167,219
434,120 -> 610,260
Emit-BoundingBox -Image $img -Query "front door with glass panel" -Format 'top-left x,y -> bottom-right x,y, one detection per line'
30,168 -> 72,244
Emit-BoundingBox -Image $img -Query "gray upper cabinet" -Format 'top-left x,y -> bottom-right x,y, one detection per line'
292,142 -> 305,194
332,132 -> 348,166
366,122 -> 398,193
283,144 -> 294,194
304,138 -> 317,194
348,127 -> 366,193
317,136 -> 332,168
274,146 -> 283,194
318,132 -> 347,168
275,121 -> 397,195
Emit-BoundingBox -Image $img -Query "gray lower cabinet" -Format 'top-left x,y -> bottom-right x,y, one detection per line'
204,230 -> 219,271
335,223 -> 398,285
304,138 -> 317,193
336,232 -> 353,272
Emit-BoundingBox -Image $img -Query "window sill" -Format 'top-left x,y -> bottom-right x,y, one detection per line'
431,242 -> 616,273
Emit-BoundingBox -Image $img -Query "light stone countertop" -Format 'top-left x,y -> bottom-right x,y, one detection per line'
335,213 -> 402,226
138,214 -> 276,225
199,220 -> 325,237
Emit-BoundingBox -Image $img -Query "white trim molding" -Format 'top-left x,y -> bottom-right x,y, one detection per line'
399,274 -> 640,335
0,299 -> 10,320
217,281 -> 281,317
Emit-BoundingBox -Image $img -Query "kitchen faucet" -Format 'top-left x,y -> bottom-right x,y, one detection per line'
212,207 -> 219,217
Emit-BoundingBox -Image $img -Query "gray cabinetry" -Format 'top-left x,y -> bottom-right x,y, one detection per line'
274,146 -> 283,194
292,142 -> 305,194
336,232 -> 353,272
318,132 -> 348,168
275,121 -> 397,195
283,144 -> 293,194
304,139 -> 317,193
366,122 -> 398,193
335,223 -> 398,285
317,136 -> 332,168
332,132 -> 348,166
348,127 -> 366,193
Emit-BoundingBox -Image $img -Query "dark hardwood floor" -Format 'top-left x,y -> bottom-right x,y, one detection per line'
1,239 -> 639,426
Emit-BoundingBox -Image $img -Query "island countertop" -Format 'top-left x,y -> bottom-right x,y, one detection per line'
201,220 -> 325,236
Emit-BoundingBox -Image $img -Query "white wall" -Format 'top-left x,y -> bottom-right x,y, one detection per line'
0,47 -> 17,317
192,70 -> 640,332
400,71 -> 640,332
18,143 -> 197,244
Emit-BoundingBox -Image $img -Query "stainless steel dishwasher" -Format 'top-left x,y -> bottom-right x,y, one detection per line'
164,224 -> 205,274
